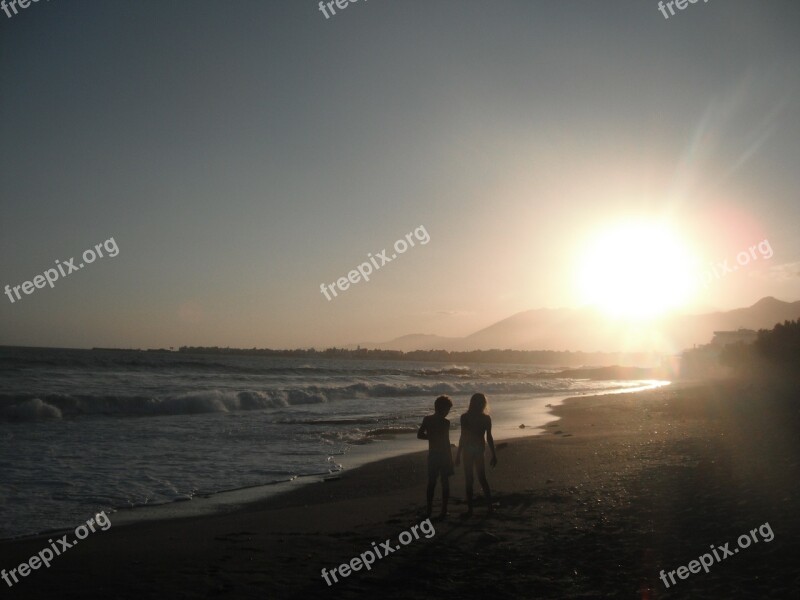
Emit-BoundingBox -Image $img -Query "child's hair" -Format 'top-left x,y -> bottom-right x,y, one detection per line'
434,395 -> 453,413
467,393 -> 489,414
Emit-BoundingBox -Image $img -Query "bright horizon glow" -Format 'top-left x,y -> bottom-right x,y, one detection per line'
577,220 -> 698,320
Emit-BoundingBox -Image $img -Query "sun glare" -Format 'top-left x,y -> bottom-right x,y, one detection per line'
577,220 -> 697,319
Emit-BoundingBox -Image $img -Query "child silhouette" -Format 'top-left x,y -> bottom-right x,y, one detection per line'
455,393 -> 497,517
417,395 -> 454,520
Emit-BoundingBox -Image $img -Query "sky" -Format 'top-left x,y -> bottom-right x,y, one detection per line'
1,0 -> 799,349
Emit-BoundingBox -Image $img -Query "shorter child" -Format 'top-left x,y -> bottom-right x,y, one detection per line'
417,395 -> 454,519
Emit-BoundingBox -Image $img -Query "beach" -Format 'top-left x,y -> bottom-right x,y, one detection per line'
0,348 -> 657,540
2,379 -> 798,599
4,3 -> 800,599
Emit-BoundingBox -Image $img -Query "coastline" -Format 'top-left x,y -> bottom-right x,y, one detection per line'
2,379 -> 797,598
2,382 -> 666,540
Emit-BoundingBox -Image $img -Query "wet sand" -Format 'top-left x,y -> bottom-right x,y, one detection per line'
2,379 -> 798,599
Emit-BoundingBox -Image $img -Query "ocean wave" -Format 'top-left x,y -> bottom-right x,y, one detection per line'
1,398 -> 62,421
0,378 -> 620,422
365,426 -> 418,437
3,351 -> 593,382
0,390 -> 304,421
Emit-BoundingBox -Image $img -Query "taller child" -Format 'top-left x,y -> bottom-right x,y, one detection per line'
455,393 -> 497,517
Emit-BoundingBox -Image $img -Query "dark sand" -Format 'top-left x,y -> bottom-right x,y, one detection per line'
2,379 -> 799,599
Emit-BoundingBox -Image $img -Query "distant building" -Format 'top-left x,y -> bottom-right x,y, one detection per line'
710,329 -> 758,347
680,329 -> 758,379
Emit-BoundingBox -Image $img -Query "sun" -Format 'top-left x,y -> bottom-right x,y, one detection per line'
576,219 -> 697,319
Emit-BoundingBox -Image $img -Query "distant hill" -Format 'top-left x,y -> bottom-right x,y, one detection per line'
349,333 -> 458,352
362,297 -> 800,354
463,307 -> 606,351
664,297 -> 800,351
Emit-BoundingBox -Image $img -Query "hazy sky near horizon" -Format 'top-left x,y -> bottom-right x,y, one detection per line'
2,0 -> 800,349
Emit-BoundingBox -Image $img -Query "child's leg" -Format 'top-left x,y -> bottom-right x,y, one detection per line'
440,474 -> 450,516
426,472 -> 438,517
463,455 -> 475,514
475,456 -> 492,512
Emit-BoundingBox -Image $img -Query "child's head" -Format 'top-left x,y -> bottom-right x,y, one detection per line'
468,393 -> 488,414
434,395 -> 453,416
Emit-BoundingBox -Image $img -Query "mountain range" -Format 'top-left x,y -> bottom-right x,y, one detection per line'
357,297 -> 800,354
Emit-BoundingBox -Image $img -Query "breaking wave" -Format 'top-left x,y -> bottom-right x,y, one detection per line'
0,378 -> 607,422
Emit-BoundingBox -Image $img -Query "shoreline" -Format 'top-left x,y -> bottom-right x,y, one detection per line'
1,381 -> 668,543
2,378 -> 796,598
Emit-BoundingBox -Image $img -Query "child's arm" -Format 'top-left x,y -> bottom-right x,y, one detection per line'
486,416 -> 498,467
454,416 -> 463,465
417,417 -> 428,440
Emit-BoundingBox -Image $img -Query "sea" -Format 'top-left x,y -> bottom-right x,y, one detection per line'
0,346 -> 668,539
